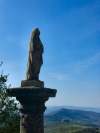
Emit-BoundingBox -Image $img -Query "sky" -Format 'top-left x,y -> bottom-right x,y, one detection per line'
0,0 -> 100,107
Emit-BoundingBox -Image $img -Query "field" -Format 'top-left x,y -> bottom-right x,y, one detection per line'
44,121 -> 100,133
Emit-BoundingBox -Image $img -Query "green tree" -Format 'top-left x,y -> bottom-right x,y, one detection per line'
0,62 -> 20,133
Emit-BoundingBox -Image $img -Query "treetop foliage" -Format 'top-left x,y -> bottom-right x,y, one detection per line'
0,62 -> 20,133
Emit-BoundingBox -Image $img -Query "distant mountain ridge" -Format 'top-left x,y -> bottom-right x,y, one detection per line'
45,108 -> 100,126
45,105 -> 100,114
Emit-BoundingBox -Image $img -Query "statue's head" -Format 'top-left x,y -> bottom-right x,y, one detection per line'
31,28 -> 40,36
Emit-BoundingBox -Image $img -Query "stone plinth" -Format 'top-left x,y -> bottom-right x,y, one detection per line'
21,80 -> 44,87
7,87 -> 57,133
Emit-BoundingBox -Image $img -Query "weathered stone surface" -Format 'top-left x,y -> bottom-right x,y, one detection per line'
6,28 -> 57,133
7,87 -> 56,97
21,80 -> 44,87
20,112 -> 44,133
7,87 -> 57,133
26,28 -> 44,80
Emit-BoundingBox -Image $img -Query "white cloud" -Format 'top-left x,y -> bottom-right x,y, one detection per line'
50,72 -> 70,80
75,52 -> 100,71
6,35 -> 28,48
6,35 -> 17,42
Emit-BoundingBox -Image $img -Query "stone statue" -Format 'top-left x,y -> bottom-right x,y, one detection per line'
26,28 -> 44,80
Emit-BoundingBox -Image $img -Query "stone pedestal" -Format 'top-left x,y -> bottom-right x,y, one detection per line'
7,86 -> 57,133
21,80 -> 44,87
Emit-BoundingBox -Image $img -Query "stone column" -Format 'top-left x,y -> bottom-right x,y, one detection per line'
7,87 -> 57,133
6,28 -> 57,133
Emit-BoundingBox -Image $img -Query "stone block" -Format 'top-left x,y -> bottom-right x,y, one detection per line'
21,80 -> 44,87
6,87 -> 57,133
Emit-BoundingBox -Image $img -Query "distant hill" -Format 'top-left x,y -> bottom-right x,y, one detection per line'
45,105 -> 100,114
45,108 -> 100,126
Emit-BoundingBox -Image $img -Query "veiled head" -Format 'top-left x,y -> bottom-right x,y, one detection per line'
31,28 -> 40,36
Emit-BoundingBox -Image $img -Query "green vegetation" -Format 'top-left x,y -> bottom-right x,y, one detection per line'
44,121 -> 100,133
0,62 -> 20,133
45,108 -> 100,125
44,108 -> 100,133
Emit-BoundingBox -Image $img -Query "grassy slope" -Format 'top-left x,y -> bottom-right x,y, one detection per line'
44,121 -> 100,133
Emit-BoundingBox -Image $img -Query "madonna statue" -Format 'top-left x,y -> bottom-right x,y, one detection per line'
26,28 -> 44,80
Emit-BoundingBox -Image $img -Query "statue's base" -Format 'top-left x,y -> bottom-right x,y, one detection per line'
7,86 -> 57,133
7,87 -> 56,98
21,80 -> 44,87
